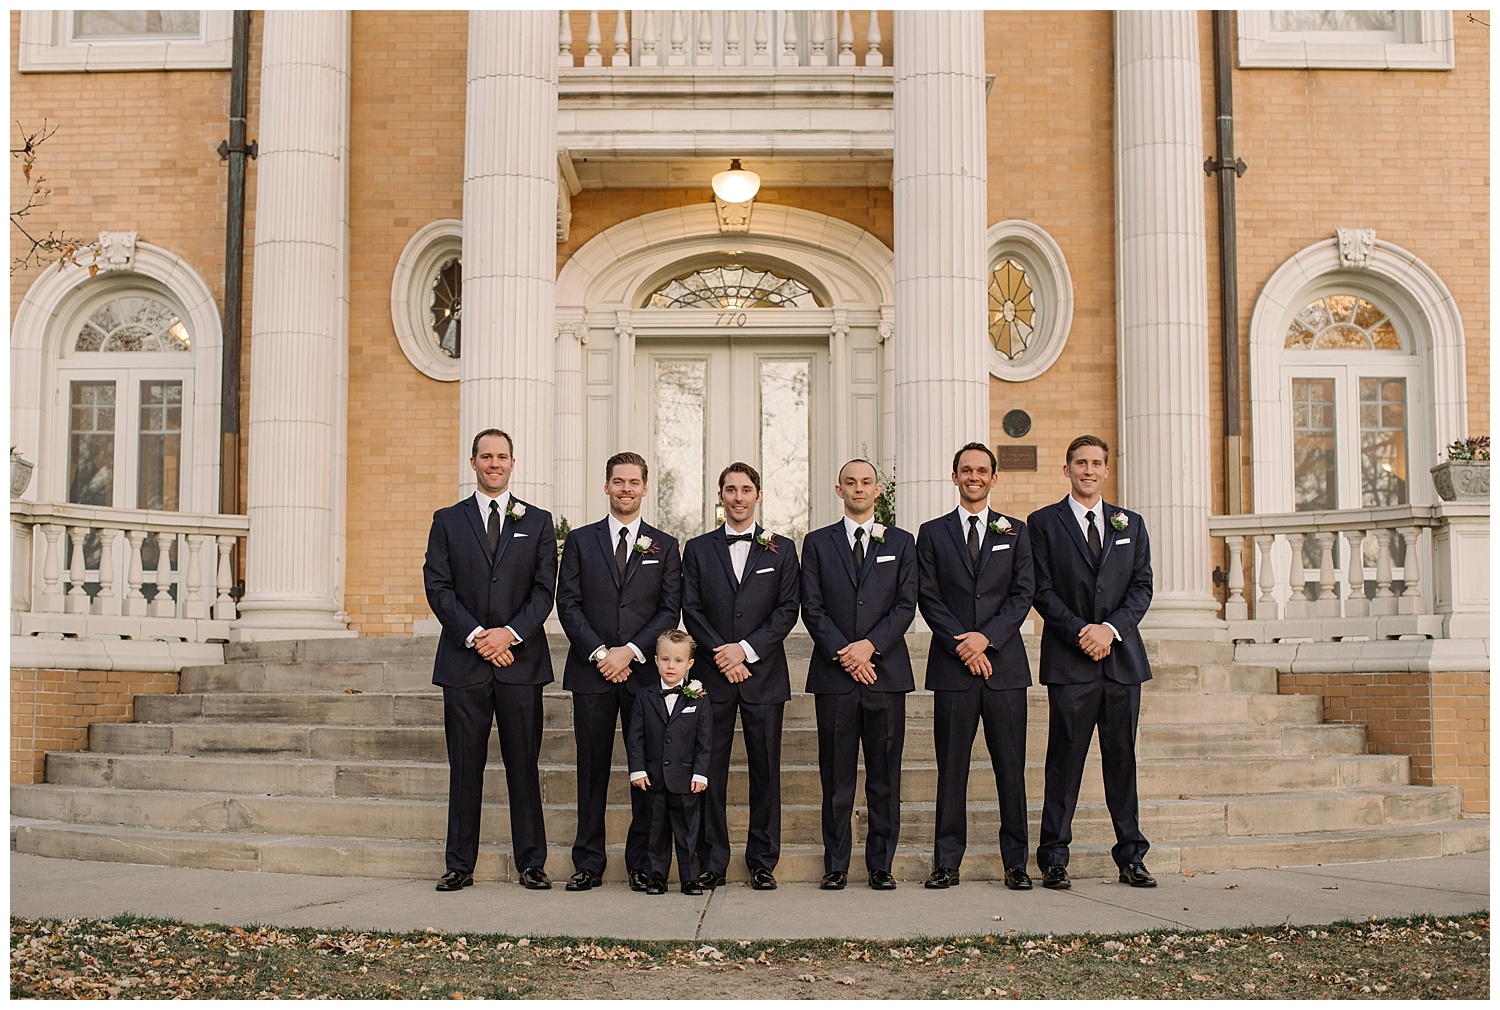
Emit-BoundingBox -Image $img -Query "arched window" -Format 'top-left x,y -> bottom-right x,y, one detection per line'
984,220 -> 1073,381
646,263 -> 821,309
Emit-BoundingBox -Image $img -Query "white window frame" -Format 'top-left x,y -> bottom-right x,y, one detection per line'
390,220 -> 463,382
1237,10 -> 1455,70
18,10 -> 233,73
984,220 -> 1074,382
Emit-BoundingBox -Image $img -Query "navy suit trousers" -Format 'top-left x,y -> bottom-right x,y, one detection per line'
570,684 -> 651,875
814,687 -> 905,874
442,680 -> 546,874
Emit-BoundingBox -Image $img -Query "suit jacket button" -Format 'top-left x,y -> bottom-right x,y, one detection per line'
664,758 -> 672,765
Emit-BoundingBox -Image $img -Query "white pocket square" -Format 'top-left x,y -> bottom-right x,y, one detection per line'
512,532 -> 529,538
876,555 -> 895,563
641,559 -> 660,565
1116,538 -> 1131,545
992,543 -> 1010,552
682,705 -> 697,714
755,566 -> 774,574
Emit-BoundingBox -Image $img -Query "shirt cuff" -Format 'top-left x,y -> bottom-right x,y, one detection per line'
738,639 -> 759,664
504,625 -> 522,645
465,626 -> 484,648
630,771 -> 647,783
627,642 -> 645,665
691,774 -> 708,787
1103,621 -> 1122,642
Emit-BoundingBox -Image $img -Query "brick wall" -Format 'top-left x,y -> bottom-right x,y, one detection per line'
1277,669 -> 1489,814
10,667 -> 180,784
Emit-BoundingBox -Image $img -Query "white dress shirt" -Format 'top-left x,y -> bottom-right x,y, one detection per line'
842,514 -> 876,551
466,489 -> 520,648
1066,494 -> 1120,642
592,514 -> 647,665
721,522 -> 761,664
954,503 -> 990,535
630,679 -> 709,787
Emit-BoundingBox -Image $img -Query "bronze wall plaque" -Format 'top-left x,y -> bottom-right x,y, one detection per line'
996,444 -> 1037,472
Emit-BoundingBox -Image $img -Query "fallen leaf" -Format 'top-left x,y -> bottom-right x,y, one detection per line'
1322,885 -> 1339,890
1183,870 -> 1196,877
1224,884 -> 1239,890
839,977 -> 855,986
344,688 -> 362,694
1179,794 -> 1192,799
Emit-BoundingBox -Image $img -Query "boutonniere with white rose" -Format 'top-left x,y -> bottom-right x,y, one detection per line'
756,529 -> 779,553
988,515 -> 1016,536
680,679 -> 706,700
633,534 -> 660,555
1109,512 -> 1128,532
506,501 -> 526,522
869,523 -> 887,543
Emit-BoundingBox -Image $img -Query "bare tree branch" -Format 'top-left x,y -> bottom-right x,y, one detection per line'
11,120 -> 100,275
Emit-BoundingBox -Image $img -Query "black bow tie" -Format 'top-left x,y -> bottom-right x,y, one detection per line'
661,686 -> 683,697
725,532 -> 754,544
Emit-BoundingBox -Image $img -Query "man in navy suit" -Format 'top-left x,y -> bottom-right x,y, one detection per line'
1027,434 -> 1156,890
556,451 -> 682,892
423,429 -> 557,893
917,442 -> 1036,892
681,462 -> 800,891
801,459 -> 918,891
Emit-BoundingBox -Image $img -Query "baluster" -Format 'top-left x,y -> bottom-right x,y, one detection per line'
724,10 -> 742,65
781,10 -> 800,66
809,10 -> 828,65
1223,534 -> 1247,621
12,515 -> 34,618
184,534 -> 208,619
865,10 -> 883,66
124,529 -> 148,616
149,533 -> 174,618
558,10 -> 575,68
752,11 -> 771,65
1254,534 -> 1276,612
839,10 -> 856,65
95,527 -> 119,615
215,535 -> 236,620
1285,533 -> 1309,618
583,10 -> 602,66
1397,524 -> 1425,616
65,525 -> 89,614
612,10 -> 630,66
668,10 -> 687,65
1314,531 -> 1338,617
1343,529 -> 1368,618
39,524 -> 65,613
640,10 -> 658,67
1370,527 -> 1397,616
695,10 -> 714,65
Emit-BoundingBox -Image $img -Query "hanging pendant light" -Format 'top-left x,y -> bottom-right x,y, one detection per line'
711,158 -> 761,203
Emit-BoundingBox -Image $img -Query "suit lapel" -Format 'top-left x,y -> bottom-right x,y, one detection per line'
858,529 -> 881,582
710,528 -> 738,589
832,525 -> 859,587
620,522 -> 655,587
947,511 -> 979,578
1059,498 -> 1097,570
975,514 -> 1002,578
648,689 -> 670,723
492,498 -> 522,566
740,526 -> 767,593
594,521 -> 624,588
464,497 -> 495,564
1097,502 -> 1118,568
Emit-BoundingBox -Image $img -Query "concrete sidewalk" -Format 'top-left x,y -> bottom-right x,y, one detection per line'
8,850 -> 1489,940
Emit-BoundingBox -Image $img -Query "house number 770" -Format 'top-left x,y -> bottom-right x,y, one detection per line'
715,312 -> 748,327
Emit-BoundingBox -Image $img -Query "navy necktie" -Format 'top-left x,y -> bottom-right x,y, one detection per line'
1086,510 -> 1102,559
967,514 -> 981,565
487,500 -> 501,553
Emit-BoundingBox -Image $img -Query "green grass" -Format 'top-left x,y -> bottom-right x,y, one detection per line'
11,912 -> 1488,999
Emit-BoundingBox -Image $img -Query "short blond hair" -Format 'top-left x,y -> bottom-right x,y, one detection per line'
656,628 -> 696,655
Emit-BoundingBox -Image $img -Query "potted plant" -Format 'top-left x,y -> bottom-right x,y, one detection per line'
1430,436 -> 1489,501
10,446 -> 33,499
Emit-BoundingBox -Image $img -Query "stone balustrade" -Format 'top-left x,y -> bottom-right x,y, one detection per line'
1208,503 -> 1489,644
11,501 -> 248,643
557,10 -> 886,69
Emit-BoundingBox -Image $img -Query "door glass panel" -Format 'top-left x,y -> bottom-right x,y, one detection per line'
653,359 -> 707,546
68,381 -> 116,507
137,379 -> 183,511
1359,377 -> 1408,507
758,358 -> 811,542
1291,377 -> 1337,511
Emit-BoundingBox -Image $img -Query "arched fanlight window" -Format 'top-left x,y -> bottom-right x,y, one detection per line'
647,263 -> 820,309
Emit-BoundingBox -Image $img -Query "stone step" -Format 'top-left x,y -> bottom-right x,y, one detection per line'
135,688 -> 1324,728
90,718 -> 1369,764
43,750 -> 1412,805
12,783 -> 1461,847
11,817 -> 1485,882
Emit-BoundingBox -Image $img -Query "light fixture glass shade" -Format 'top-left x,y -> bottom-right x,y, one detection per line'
711,159 -> 761,203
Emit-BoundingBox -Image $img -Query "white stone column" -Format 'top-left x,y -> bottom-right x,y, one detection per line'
892,11 -> 988,529
234,11 -> 352,640
462,12 -> 558,504
1114,11 -> 1225,637
553,309 -> 587,528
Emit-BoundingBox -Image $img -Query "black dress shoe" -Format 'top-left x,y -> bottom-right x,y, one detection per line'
645,873 -> 668,896
564,869 -> 602,892
1041,865 -> 1071,890
868,869 -> 897,890
1118,862 -> 1157,888
681,879 -> 704,896
435,869 -> 473,892
923,867 -> 960,889
518,866 -> 551,890
628,869 -> 651,892
819,871 -> 847,891
750,865 -> 777,891
1004,867 -> 1033,891
697,869 -> 728,889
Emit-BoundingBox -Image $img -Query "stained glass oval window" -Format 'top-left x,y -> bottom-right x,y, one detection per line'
1284,294 -> 1400,350
431,256 -> 461,359
988,259 -> 1036,359
648,264 -> 819,309
74,295 -> 191,353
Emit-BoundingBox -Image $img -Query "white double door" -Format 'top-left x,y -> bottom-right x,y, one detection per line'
634,336 -> 830,548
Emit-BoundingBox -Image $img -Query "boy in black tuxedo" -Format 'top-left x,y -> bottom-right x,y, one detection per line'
626,629 -> 714,895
